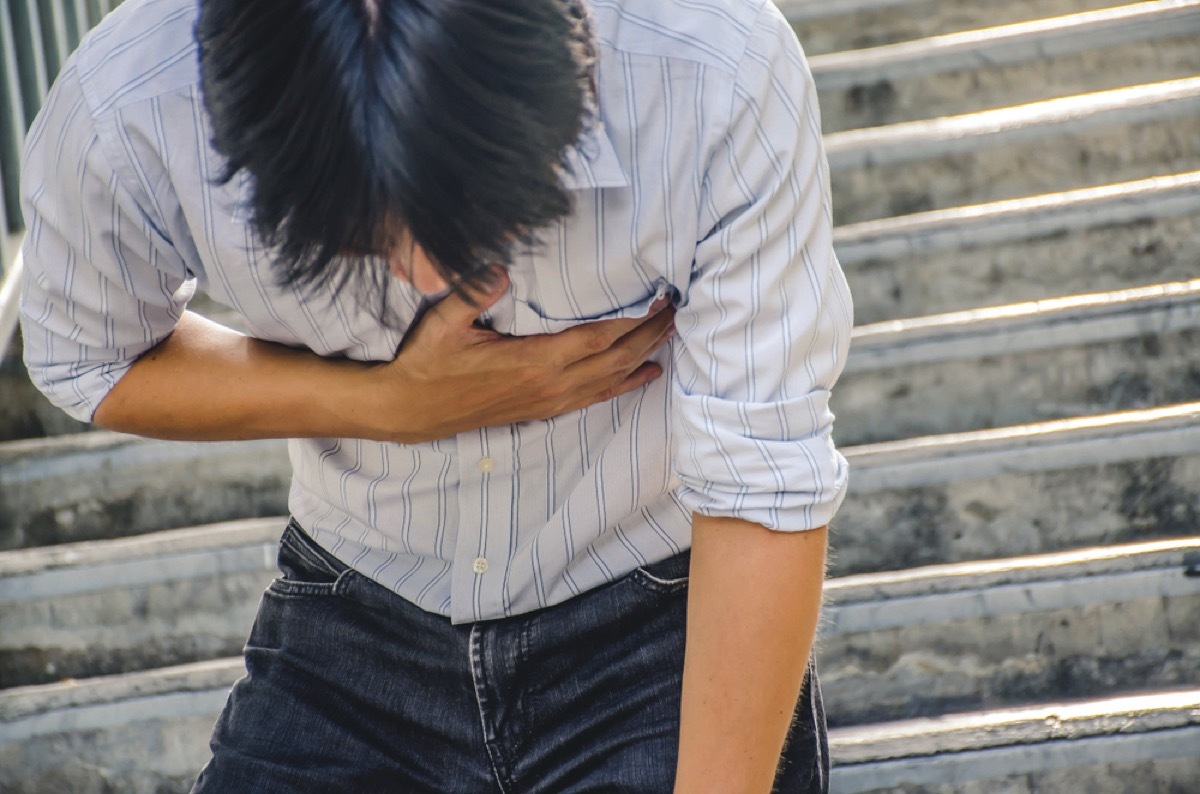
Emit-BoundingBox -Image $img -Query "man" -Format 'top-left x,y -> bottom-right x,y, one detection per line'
19,0 -> 852,790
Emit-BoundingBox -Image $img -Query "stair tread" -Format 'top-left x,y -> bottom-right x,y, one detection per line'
810,0 -> 1200,91
0,516 -> 282,580
4,653 -> 1196,762
852,401 -> 1199,458
829,536 -> 1200,601
848,278 -> 1200,370
830,688 -> 1200,763
0,657 -> 243,728
0,431 -> 288,479
779,0 -> 913,21
834,170 -> 1200,265
3,513 -> 1193,626
4,403 -> 1196,503
826,76 -> 1200,170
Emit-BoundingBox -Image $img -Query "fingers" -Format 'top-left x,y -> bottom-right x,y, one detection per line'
602,361 -> 665,401
543,299 -> 674,368
621,305 -> 677,362
562,305 -> 675,383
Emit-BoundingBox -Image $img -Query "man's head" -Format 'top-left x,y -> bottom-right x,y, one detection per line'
196,0 -> 596,300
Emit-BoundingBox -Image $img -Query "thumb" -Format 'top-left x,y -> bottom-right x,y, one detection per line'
433,268 -> 510,326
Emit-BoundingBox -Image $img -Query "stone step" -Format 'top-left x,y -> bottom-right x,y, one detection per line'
0,288 -> 238,444
0,341 -> 90,443
12,278 -> 1197,452
827,77 -> 1200,224
2,654 -> 1196,793
827,76 -> 1200,171
835,280 -> 1200,444
0,658 -> 238,794
835,402 -> 1200,575
0,432 -> 290,551
829,689 -> 1200,793
819,537 -> 1200,725
838,171 -> 1200,323
811,1 -> 1200,95
11,174 -> 1194,444
781,0 -> 1142,56
4,404 -> 1196,570
0,517 -> 280,688
4,500 -> 1196,716
811,0 -> 1200,132
0,409 -> 1194,686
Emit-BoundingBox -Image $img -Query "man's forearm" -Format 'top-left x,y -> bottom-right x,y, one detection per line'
91,294 -> 676,444
674,515 -> 827,794
92,311 -> 382,441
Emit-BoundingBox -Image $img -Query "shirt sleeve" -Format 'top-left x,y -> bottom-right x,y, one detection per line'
19,62 -> 192,423
671,3 -> 854,532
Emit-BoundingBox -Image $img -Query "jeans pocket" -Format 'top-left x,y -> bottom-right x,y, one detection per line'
628,549 -> 691,596
267,573 -> 357,598
266,521 -> 358,599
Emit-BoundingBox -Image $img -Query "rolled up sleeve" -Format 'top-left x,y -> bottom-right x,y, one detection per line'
671,5 -> 854,531
19,63 -> 191,422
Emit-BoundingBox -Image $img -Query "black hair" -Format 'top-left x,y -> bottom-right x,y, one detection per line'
196,0 -> 596,308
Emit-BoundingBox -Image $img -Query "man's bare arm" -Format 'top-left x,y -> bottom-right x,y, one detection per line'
94,275 -> 675,443
674,515 -> 827,794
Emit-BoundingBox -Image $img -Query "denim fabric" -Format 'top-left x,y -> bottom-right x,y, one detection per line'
191,520 -> 828,793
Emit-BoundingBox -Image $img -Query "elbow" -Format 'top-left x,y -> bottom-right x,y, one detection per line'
26,361 -> 134,430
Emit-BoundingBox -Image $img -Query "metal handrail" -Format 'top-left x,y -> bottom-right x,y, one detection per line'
0,243 -> 24,358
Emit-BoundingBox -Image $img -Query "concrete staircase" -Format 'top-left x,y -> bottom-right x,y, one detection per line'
2,1 -> 1199,792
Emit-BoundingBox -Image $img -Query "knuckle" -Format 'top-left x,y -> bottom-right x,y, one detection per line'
610,349 -> 639,371
548,347 -> 576,371
516,365 -> 544,387
596,385 -> 621,403
541,384 -> 574,413
584,327 -> 613,355
541,380 -> 570,402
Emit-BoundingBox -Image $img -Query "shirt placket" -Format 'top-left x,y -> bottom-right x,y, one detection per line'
450,425 -> 514,623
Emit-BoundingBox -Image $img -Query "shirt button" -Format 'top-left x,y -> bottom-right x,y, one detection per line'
477,457 -> 495,473
472,557 -> 489,574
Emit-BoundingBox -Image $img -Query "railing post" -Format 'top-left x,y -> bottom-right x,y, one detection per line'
0,244 -> 23,356
40,0 -> 73,80
0,1 -> 29,252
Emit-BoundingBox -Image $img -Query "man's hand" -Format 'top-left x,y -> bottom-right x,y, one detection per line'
367,271 -> 676,443
94,273 -> 674,444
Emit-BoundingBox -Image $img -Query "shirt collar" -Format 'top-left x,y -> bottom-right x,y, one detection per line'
560,119 -> 630,190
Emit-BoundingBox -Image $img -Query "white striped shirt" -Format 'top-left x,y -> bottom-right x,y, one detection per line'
19,0 -> 852,623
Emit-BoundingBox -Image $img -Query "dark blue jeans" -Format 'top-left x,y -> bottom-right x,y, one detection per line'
191,520 -> 828,793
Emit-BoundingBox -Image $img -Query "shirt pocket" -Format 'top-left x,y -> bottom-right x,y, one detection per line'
506,279 -> 678,336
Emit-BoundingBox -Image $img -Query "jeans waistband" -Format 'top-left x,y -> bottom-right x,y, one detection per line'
280,519 -> 350,578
